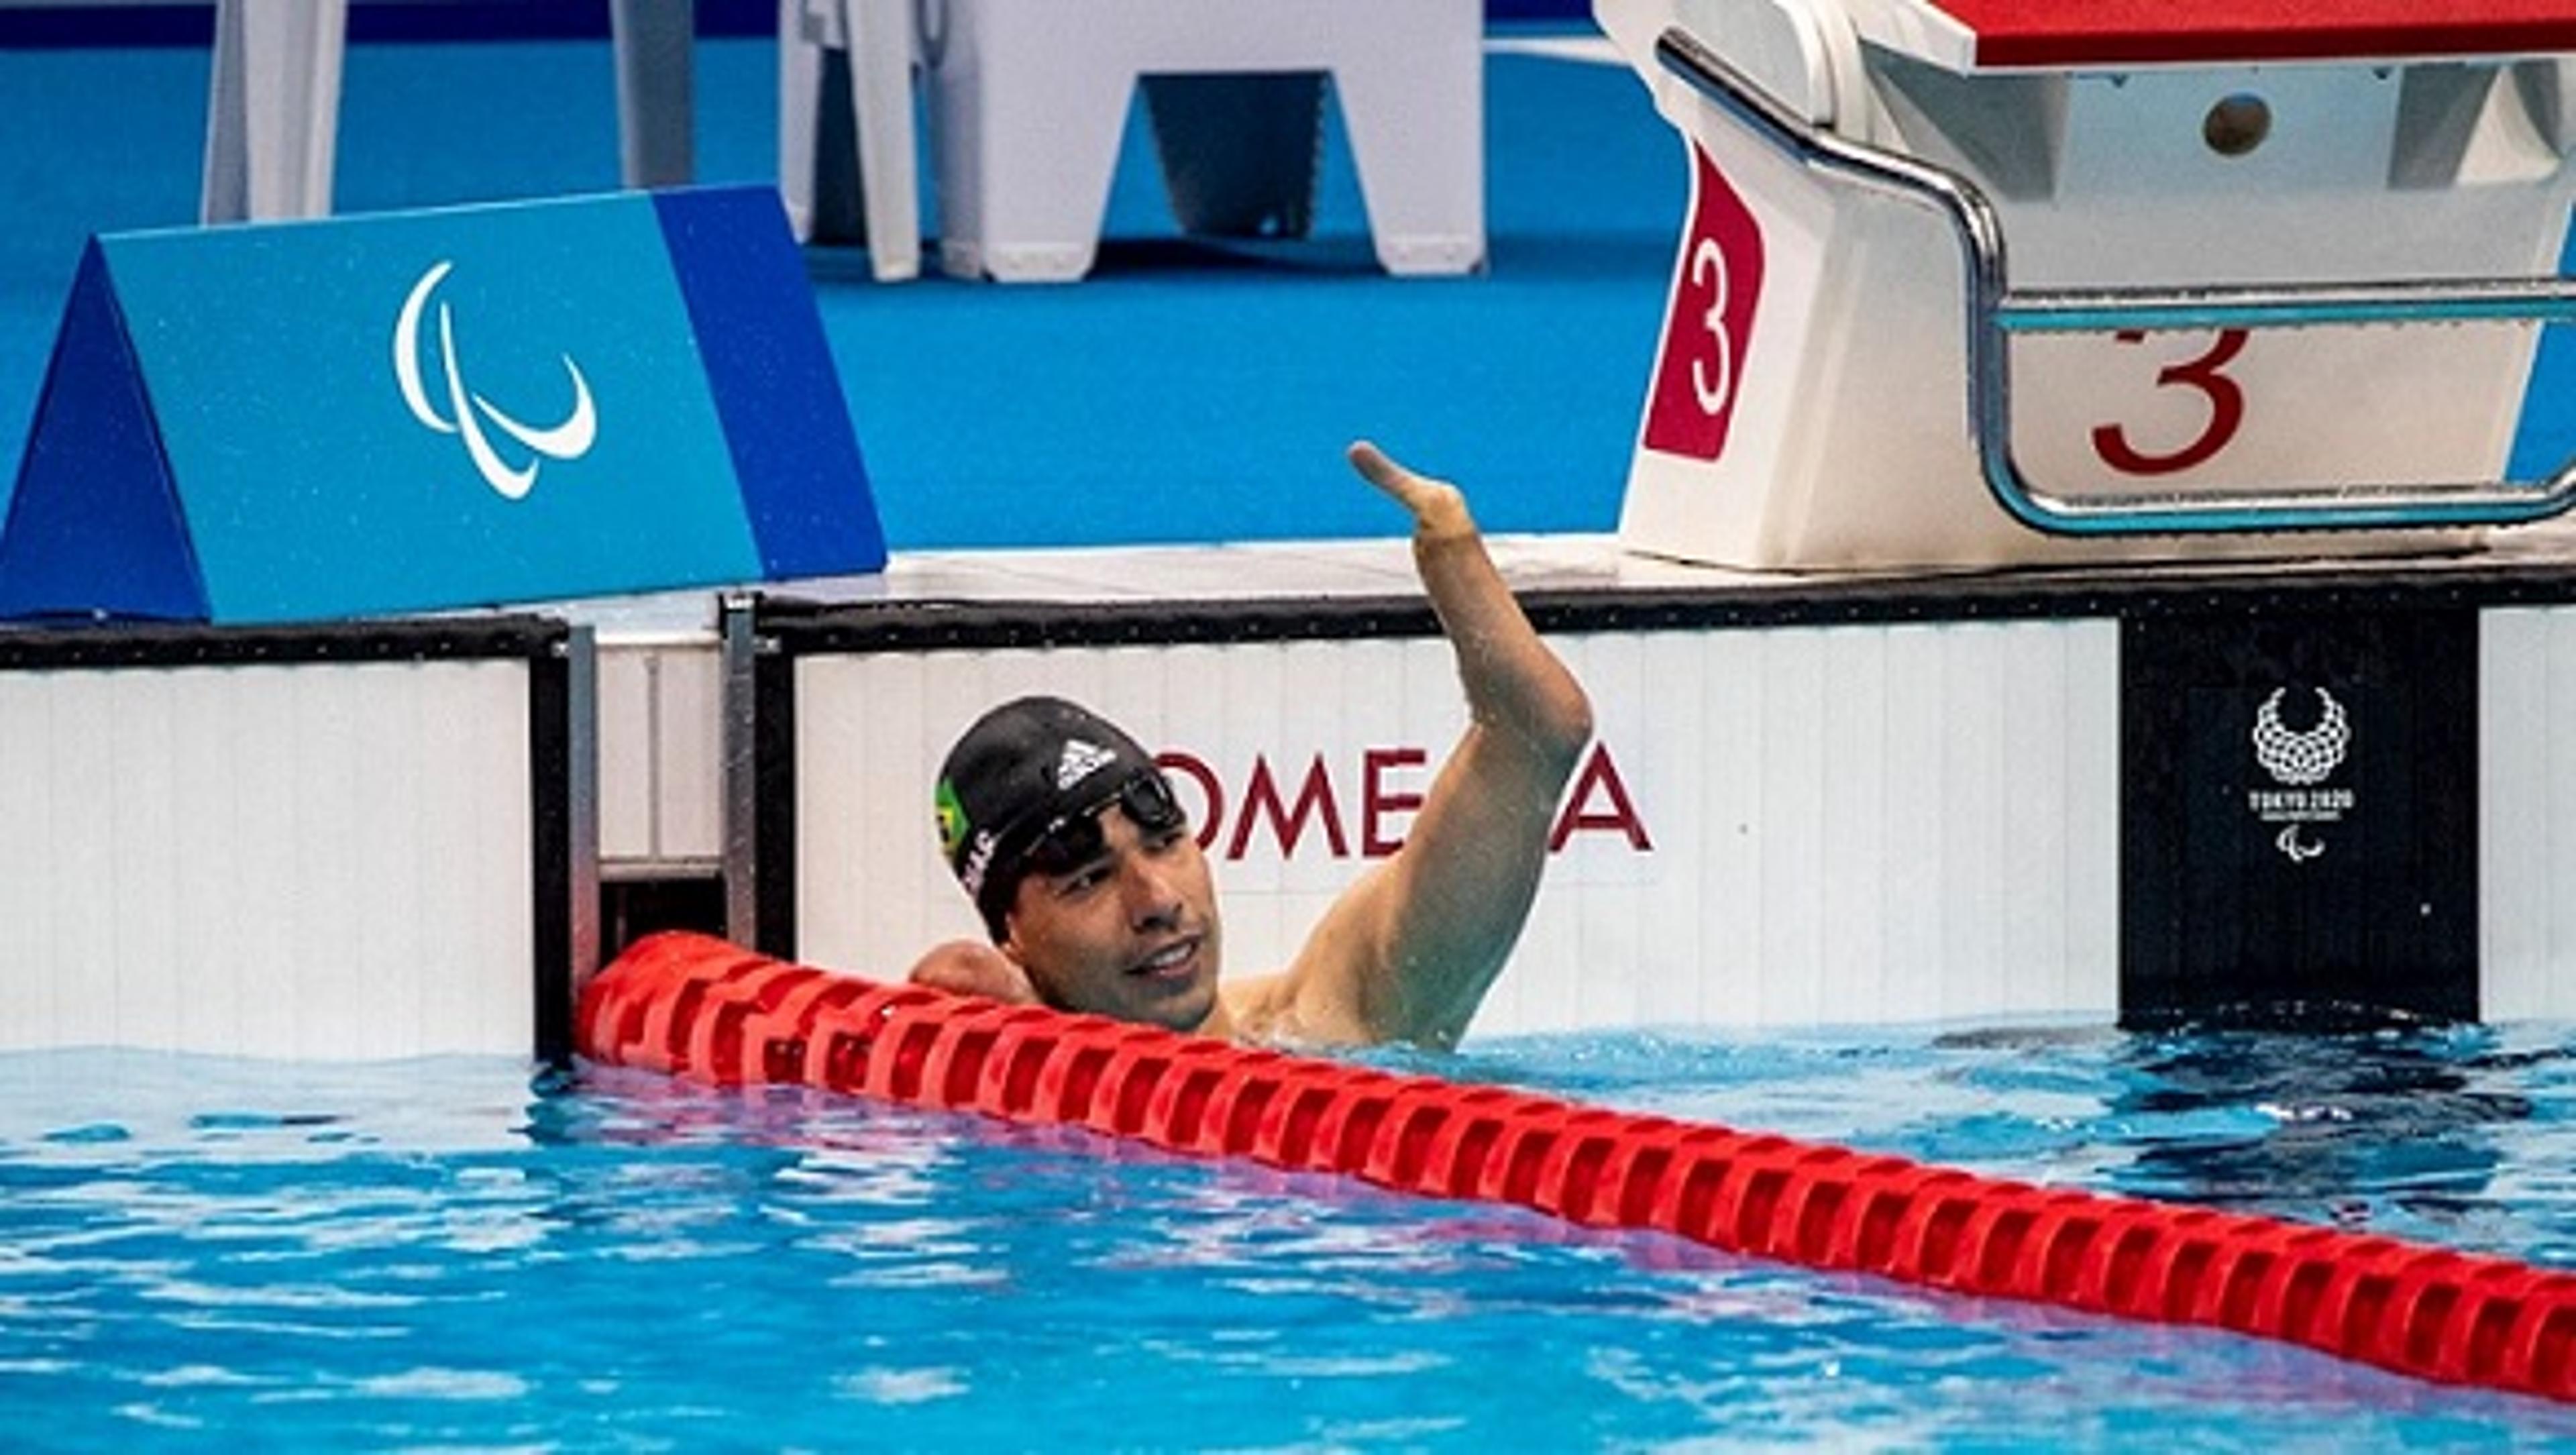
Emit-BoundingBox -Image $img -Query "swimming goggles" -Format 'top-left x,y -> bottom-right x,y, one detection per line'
1010,768 -> 1190,881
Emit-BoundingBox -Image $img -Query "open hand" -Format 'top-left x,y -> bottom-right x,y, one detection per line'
908,940 -> 1040,1005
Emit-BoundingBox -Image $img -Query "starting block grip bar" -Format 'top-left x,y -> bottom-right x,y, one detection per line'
1654,27 -> 2576,538
2002,280 -> 2576,334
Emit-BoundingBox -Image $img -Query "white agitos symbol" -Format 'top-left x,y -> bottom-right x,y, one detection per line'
2276,824 -> 2325,863
1688,237 -> 1734,417
393,260 -> 598,500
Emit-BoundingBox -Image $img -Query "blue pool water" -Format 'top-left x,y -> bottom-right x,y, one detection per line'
5,1026 -> 2576,1450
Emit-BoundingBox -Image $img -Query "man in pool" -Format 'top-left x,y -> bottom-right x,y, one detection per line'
905,441 -> 1593,1049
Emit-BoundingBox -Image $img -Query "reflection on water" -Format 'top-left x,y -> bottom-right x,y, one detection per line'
2,1031 -> 2575,1447
2104,1027 -> 2544,1236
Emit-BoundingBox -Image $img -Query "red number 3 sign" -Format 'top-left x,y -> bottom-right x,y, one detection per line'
1644,146 -> 1765,464
2091,328 -> 2250,476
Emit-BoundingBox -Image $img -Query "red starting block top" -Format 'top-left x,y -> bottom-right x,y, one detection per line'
1904,0 -> 2576,68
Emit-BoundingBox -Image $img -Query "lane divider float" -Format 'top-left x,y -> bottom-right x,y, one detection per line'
578,932 -> 2576,1403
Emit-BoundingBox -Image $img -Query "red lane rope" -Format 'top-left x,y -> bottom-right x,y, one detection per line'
577,932 -> 2576,1402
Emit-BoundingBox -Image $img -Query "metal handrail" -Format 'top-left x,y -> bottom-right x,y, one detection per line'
1653,27 -> 2576,535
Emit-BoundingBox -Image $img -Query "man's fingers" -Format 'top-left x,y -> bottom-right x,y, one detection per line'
908,941 -> 1038,1004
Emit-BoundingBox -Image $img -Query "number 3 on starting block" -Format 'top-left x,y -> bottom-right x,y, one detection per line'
1644,146 -> 1766,464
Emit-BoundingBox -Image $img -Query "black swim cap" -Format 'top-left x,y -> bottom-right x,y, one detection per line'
936,696 -> 1169,938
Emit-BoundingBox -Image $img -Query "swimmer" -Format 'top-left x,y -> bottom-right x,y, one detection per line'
906,442 -> 1593,1048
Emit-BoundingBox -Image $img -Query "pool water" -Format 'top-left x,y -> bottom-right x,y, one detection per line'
4,1024 -> 2576,1450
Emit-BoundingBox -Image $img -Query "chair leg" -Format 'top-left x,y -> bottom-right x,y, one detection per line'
781,0 -> 920,279
610,0 -> 696,191
778,0 -> 834,240
201,0 -> 347,223
849,0 -> 921,280
930,9 -> 1132,283
1327,0 -> 1486,275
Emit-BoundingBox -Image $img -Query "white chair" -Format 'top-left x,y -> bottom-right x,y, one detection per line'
777,0 -> 922,281
776,0 -> 1487,282
928,0 -> 1485,282
200,0 -> 698,224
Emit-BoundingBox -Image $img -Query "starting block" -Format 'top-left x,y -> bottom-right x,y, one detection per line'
916,0 -> 1486,282
1597,0 -> 2576,570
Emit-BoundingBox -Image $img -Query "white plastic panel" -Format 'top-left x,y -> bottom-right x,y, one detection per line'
2481,607 -> 2576,1019
1485,618 -> 2120,1034
653,645 -> 723,861
598,641 -> 722,867
0,659 -> 534,1058
598,646 -> 655,859
794,616 -> 2121,1034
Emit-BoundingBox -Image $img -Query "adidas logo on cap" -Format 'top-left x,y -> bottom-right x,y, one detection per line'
1055,737 -> 1118,790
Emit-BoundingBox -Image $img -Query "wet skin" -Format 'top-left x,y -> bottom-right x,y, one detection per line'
998,802 -> 1228,1034
908,440 -> 1594,1048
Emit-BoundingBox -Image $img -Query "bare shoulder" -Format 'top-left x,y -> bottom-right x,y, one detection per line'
1216,901 -> 1391,1047
1215,970 -> 1309,1044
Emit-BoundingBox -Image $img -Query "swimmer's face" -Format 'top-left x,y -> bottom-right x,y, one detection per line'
1000,800 -> 1222,1033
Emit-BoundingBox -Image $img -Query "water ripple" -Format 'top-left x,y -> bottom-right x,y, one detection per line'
0,1035 -> 2571,1448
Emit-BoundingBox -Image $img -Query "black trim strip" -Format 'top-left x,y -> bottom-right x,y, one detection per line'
0,616 -> 566,671
753,635 -> 800,961
755,557 -> 2576,653
528,631 -> 575,1066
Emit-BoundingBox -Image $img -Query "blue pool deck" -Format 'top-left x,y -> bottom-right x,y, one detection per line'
0,22 -> 1691,557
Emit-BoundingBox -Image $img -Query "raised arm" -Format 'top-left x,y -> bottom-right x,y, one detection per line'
1236,443 -> 1594,1048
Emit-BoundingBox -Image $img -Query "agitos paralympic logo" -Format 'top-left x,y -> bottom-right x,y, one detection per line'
392,260 -> 600,500
1155,741 -> 1651,861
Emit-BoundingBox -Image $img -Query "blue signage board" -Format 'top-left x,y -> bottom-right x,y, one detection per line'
0,186 -> 883,623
